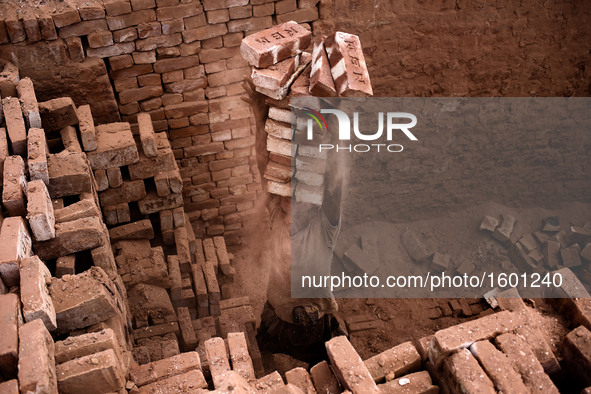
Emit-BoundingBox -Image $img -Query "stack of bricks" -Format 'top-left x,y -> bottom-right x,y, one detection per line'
0,65 -> 262,393
0,0 -> 322,244
0,71 -> 134,392
241,22 -> 373,204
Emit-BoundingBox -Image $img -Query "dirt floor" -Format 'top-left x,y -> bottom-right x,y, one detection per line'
228,196 -> 591,371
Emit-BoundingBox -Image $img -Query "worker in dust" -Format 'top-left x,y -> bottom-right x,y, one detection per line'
242,79 -> 346,362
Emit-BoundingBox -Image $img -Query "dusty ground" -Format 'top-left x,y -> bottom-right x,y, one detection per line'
228,197 -> 590,370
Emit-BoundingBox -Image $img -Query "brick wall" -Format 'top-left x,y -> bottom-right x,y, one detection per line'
315,0 -> 591,222
0,0 -> 321,243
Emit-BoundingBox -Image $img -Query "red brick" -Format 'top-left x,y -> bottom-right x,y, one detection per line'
106,10 -> 156,30
137,21 -> 161,38
164,101 -> 208,118
207,9 -> 230,24
470,340 -> 529,393
58,19 -> 108,38
130,351 -> 202,386
310,361 -> 341,394
104,0 -> 132,15
18,319 -> 57,394
2,97 -> 27,155
0,380 -> 18,393
227,16 -> 272,33
157,3 -> 203,21
253,2 -> 274,17
2,155 -> 27,216
38,17 -> 58,40
154,55 -> 199,73
161,19 -> 184,34
138,370 -> 207,392
26,180 -> 56,242
182,23 -> 228,43
310,38 -> 337,97
119,85 -> 163,104
208,67 -> 249,87
79,5 -> 106,20
202,0 -> 248,10
364,341 -> 421,383
113,27 -> 138,42
132,0 -> 156,10
240,20 -> 311,68
228,5 -> 251,18
48,267 -> 118,331
0,294 -> 20,379
39,96 -> 79,131
494,333 -> 559,393
52,9 -> 81,28
136,33 -> 182,50
57,349 -> 125,393
87,42 -> 135,58
326,336 -> 380,393
204,337 -> 231,388
109,54 -> 134,70
275,0 -> 297,14
0,21 -> 8,44
4,19 -> 27,43
184,14 -> 207,29
23,18 -> 41,42
65,36 -> 85,62
429,310 -> 518,368
276,6 -> 319,24
252,55 -> 298,91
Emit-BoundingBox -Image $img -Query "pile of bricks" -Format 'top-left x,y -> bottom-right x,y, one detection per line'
0,0 -> 324,243
479,214 -> 591,291
0,66 -> 268,393
241,21 -> 373,204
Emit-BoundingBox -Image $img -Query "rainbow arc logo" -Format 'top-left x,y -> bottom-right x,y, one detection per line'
302,107 -> 328,133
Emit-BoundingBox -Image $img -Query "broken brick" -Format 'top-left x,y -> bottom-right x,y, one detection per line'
309,38 -> 337,97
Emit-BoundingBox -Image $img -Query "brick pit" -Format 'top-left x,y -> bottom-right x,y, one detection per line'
0,0 -> 590,393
